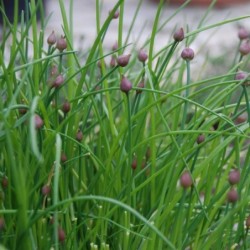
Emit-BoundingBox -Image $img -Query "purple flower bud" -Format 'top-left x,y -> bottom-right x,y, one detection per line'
109,10 -> 119,19
239,40 -> 250,56
131,157 -> 137,170
120,75 -> 132,93
238,26 -> 249,40
110,55 -> 116,67
180,171 -> 192,189
227,188 -> 238,203
62,100 -> 70,114
173,27 -> 184,42
138,49 -> 148,63
136,80 -> 145,94
228,168 -> 240,185
76,129 -> 83,142
1,177 -> 8,189
56,35 -> 67,52
197,134 -> 205,144
235,71 -> 249,86
47,30 -> 57,45
50,65 -> 59,76
61,152 -> 67,163
0,217 -> 5,231
53,74 -> 64,88
35,114 -> 44,129
41,185 -> 51,196
181,47 -> 195,61
246,216 -> 250,228
117,54 -> 131,67
112,41 -> 118,51
58,227 -> 66,242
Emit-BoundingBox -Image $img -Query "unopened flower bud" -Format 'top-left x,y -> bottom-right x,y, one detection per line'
238,26 -> 249,40
56,35 -> 67,52
138,49 -> 148,63
235,71 -> 249,86
227,188 -> 238,203
61,152 -> 67,163
47,31 -> 57,45
239,40 -> 250,56
228,168 -> 240,185
41,185 -> 51,196
35,114 -> 44,129
180,171 -> 192,189
197,134 -> 205,144
112,41 -> 118,51
50,65 -> 59,76
53,74 -> 64,88
246,216 -> 250,228
131,157 -> 137,170
110,55 -> 116,67
62,100 -> 70,114
117,54 -> 131,67
136,80 -> 145,94
0,217 -> 5,231
120,75 -> 132,93
181,47 -> 195,61
110,10 -> 119,19
58,227 -> 66,242
173,27 -> 184,42
76,129 -> 83,142
1,177 -> 8,189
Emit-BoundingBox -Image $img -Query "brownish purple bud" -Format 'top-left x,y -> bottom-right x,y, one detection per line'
180,171 -> 192,189
136,80 -> 145,94
110,10 -> 119,19
120,75 -> 132,93
61,152 -> 67,163
110,55 -> 116,67
0,217 -> 5,231
181,48 -> 194,61
1,177 -> 8,189
235,71 -> 249,86
197,134 -> 205,144
47,30 -> 57,45
173,27 -> 184,42
50,65 -> 59,76
58,227 -> 66,242
131,157 -> 137,170
238,26 -> 249,40
56,35 -> 67,52
41,185 -> 51,196
138,49 -> 148,63
112,41 -> 118,51
117,54 -> 131,67
228,168 -> 240,185
35,115 -> 44,129
227,188 -> 238,203
53,74 -> 64,88
246,216 -> 250,228
239,40 -> 250,56
62,100 -> 70,114
76,129 -> 83,142
19,107 -> 27,115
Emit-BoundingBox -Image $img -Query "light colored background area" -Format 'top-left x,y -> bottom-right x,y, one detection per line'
46,0 -> 250,59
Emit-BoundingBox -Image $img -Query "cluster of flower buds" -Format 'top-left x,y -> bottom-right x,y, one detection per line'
238,26 -> 250,56
47,31 -> 67,52
227,168 -> 240,203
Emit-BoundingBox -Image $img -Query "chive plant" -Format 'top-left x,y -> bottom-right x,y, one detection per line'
1,0 -> 250,249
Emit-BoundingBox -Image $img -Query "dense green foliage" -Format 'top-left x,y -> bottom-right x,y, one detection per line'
1,0 -> 250,249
